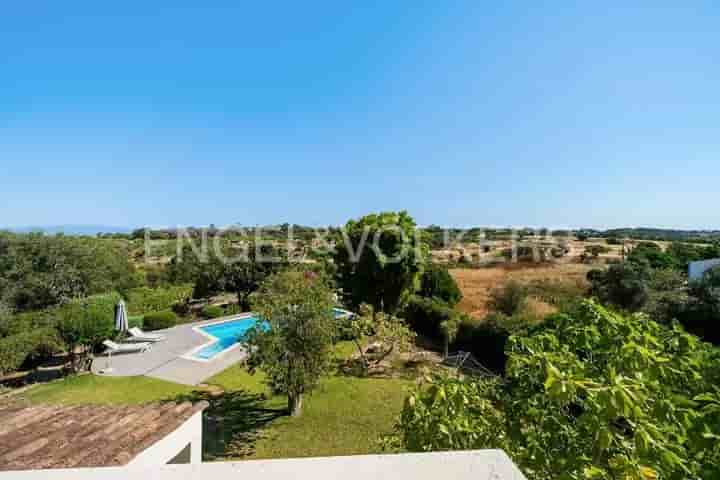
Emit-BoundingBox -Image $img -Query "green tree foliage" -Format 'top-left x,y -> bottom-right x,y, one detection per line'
402,296 -> 462,358
588,262 -> 652,311
627,242 -> 675,270
124,285 -> 193,316
334,211 -> 426,315
55,292 -> 120,372
0,233 -> 139,311
223,244 -> 286,310
339,305 -> 416,375
167,243 -> 285,309
667,242 -> 720,270
395,301 -> 720,479
418,265 -> 462,306
245,270 -> 336,416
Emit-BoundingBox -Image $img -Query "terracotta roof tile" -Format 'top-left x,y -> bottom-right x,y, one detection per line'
0,402 -> 208,471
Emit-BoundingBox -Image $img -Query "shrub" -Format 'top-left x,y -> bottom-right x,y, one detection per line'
418,265 -> 462,306
488,281 -> 528,316
588,262 -> 651,311
224,303 -> 242,316
453,315 -> 511,373
143,310 -> 178,331
526,279 -> 587,311
125,285 -> 193,316
402,295 -> 455,339
128,315 -> 144,329
201,305 -> 224,319
0,328 -> 62,376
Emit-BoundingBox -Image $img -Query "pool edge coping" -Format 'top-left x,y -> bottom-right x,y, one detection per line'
181,313 -> 257,363
180,308 -> 354,363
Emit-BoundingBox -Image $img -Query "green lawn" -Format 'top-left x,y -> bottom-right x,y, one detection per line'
20,342 -> 412,461
21,374 -> 195,404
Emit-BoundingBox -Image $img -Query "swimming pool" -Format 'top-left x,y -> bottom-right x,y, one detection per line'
189,308 -> 353,361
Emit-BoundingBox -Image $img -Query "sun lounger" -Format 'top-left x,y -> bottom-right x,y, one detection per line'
103,339 -> 152,354
127,327 -> 166,343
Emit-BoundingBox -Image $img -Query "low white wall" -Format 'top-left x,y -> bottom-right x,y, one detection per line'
689,258 -> 720,281
128,410 -> 203,466
4,450 -> 527,480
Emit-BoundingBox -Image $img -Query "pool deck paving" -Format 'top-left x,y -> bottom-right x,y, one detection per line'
91,316 -> 248,386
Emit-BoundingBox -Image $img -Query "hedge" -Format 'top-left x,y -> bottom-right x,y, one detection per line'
143,310 -> 178,331
128,315 -> 144,329
201,305 -> 224,319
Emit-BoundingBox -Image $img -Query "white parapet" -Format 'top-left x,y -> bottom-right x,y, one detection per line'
5,450 -> 527,480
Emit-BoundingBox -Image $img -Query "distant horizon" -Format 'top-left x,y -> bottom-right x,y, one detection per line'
5,223 -> 720,235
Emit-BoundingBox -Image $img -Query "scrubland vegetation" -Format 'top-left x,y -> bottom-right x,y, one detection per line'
2,215 -> 720,477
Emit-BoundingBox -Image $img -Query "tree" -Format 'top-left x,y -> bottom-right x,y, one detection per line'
418,265 -> 462,306
334,211 -> 426,316
627,242 -> 675,270
245,270 -> 336,416
588,262 -> 652,311
55,293 -> 119,372
223,243 -> 286,310
395,301 -> 720,480
339,305 -> 415,375
167,242 -> 285,309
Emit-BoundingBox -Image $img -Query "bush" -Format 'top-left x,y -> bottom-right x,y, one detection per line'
526,279 -> 587,311
143,310 -> 178,331
224,303 -> 242,316
452,315 -> 511,373
588,262 -> 651,311
125,285 -> 193,316
201,305 -> 224,319
402,295 -> 455,339
128,315 -> 144,329
488,281 -> 528,316
0,328 -> 62,376
418,265 -> 462,306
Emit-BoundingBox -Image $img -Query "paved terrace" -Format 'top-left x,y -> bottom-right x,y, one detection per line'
91,316 -> 248,386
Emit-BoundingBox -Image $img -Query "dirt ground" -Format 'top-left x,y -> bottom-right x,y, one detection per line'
450,263 -> 594,319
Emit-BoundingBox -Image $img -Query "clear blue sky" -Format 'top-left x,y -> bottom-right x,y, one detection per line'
2,2 -> 718,230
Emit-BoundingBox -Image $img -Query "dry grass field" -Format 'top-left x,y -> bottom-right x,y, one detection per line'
450,263 -> 594,319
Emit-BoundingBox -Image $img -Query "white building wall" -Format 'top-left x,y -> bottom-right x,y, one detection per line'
128,410 -> 203,466
689,258 -> 720,281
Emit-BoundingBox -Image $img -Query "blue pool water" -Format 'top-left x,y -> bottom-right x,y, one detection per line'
192,308 -> 352,360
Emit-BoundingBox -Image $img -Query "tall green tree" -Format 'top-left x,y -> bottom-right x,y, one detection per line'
334,211 -> 426,316
245,270 -> 336,416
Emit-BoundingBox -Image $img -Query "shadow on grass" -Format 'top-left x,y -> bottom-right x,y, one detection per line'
173,389 -> 287,460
